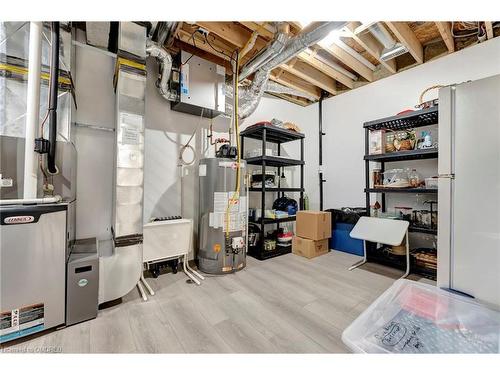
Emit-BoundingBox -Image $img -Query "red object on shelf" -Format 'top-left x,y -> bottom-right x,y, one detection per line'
396,109 -> 415,115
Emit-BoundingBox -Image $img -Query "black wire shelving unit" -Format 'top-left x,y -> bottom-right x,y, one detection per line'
363,106 -> 439,278
240,124 -> 305,261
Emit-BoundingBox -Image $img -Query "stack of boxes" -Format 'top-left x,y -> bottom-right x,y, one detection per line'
292,211 -> 332,259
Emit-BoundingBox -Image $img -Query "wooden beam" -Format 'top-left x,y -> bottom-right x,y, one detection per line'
485,22 -> 494,40
177,28 -> 234,62
270,70 -> 322,100
346,22 -> 397,74
321,43 -> 374,82
268,92 -> 310,106
173,39 -> 233,73
196,22 -> 249,48
280,60 -> 338,95
435,22 -> 455,52
240,31 -> 259,59
385,22 -> 424,64
297,51 -> 354,88
239,22 -> 274,39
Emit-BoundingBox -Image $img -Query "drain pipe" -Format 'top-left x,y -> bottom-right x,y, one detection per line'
47,22 -> 60,174
23,21 -> 43,199
319,92 -> 326,211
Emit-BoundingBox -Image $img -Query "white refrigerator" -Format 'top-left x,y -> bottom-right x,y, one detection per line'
437,75 -> 500,308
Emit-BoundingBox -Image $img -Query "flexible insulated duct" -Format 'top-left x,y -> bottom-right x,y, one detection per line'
239,21 -> 346,119
238,24 -> 288,82
146,39 -> 177,101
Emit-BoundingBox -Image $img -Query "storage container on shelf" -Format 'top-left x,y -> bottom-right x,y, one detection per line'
425,177 -> 438,189
382,169 -> 410,188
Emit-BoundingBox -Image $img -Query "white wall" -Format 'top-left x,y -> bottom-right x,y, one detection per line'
322,37 -> 500,212
73,45 -> 319,241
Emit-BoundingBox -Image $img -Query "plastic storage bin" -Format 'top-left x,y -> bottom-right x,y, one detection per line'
342,279 -> 500,353
326,208 -> 366,256
330,223 -> 364,256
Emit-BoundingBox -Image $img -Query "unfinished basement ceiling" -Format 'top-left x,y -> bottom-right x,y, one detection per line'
164,21 -> 500,106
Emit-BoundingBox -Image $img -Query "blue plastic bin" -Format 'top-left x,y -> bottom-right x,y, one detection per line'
329,222 -> 364,256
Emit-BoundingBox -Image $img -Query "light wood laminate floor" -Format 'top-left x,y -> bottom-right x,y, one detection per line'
3,250 -> 429,353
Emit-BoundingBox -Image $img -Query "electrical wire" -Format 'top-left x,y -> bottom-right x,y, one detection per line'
451,21 -> 481,38
178,108 -> 205,166
204,33 -> 238,74
181,29 -> 201,66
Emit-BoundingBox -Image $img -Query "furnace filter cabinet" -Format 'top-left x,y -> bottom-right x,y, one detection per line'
198,158 -> 247,274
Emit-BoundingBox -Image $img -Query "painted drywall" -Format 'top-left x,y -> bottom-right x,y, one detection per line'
73,44 -> 319,242
321,37 -> 500,213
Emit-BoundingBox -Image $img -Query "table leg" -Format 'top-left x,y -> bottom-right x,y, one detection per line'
349,241 -> 368,271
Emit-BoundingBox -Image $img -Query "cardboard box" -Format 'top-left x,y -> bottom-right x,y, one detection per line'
292,236 -> 329,259
296,210 -> 332,240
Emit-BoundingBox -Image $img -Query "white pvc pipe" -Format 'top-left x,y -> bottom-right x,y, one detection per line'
24,22 -> 43,199
0,195 -> 62,206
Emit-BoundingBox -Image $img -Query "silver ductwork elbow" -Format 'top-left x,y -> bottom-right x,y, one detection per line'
262,22 -> 346,70
238,21 -> 346,119
369,22 -> 409,61
238,69 -> 271,119
146,39 -> 177,101
264,80 -> 317,101
238,27 -> 288,82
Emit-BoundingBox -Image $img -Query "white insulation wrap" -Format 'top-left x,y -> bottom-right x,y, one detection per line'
146,39 -> 177,101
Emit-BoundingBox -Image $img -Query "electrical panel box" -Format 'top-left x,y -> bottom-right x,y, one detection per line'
171,51 -> 226,118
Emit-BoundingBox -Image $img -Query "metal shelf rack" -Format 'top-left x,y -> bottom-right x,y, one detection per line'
241,123 -> 305,261
363,106 -> 439,278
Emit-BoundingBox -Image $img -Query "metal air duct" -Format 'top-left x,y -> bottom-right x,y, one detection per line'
239,21 -> 346,119
238,24 -> 288,82
369,22 -> 409,61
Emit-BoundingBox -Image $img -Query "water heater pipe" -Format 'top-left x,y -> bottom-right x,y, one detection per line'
23,22 -> 43,199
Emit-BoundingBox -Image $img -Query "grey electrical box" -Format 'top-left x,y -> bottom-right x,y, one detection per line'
66,238 -> 99,326
171,51 -> 226,118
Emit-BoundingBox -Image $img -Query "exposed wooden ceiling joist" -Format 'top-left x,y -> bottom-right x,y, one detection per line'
177,28 -> 233,62
346,22 -> 397,74
435,22 -> 455,53
297,51 -> 354,88
270,70 -> 322,100
280,59 -> 338,95
321,43 -> 374,82
239,22 -> 275,39
196,21 -> 260,49
172,39 -> 233,73
268,92 -> 310,106
485,22 -> 494,40
385,22 -> 424,64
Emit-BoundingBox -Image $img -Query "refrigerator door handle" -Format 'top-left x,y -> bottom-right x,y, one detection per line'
438,174 -> 455,179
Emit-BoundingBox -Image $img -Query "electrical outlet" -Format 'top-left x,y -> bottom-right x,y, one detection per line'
197,27 -> 209,37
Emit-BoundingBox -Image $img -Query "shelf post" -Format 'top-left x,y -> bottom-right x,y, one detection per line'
261,127 -> 267,247
300,137 -> 305,210
365,127 -> 370,215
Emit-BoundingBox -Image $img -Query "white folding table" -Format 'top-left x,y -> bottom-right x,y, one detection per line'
348,216 -> 410,278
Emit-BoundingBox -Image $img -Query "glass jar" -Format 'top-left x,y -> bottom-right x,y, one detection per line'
408,168 -> 421,188
372,168 -> 382,187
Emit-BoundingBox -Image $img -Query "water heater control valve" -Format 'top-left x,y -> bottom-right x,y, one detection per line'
231,237 -> 245,250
